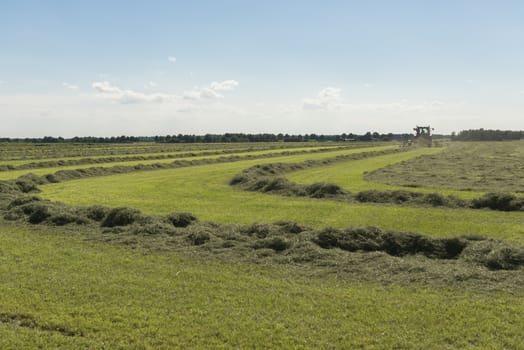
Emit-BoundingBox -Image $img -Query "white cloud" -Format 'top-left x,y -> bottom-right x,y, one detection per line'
183,80 -> 239,100
146,81 -> 158,88
62,82 -> 79,90
92,81 -> 120,94
302,87 -> 341,110
92,81 -> 174,104
0,91 -> 520,137
168,56 -> 177,64
92,79 -> 239,104
183,87 -> 223,100
210,80 -> 239,91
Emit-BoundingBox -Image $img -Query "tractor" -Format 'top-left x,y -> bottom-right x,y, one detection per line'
411,125 -> 433,147
403,125 -> 434,147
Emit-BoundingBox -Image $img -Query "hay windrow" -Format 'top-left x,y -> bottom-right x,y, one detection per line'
0,145 -> 393,192
230,160 -> 524,211
0,145 -> 350,172
3,195 -> 523,290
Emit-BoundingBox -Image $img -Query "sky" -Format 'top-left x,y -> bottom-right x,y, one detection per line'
1,0 -> 523,137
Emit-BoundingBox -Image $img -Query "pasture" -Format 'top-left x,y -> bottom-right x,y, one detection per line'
1,141 -> 523,349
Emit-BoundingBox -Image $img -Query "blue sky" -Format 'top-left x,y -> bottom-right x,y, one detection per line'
1,0 -> 523,137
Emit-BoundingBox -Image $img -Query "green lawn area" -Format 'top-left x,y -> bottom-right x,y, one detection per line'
1,220 -> 522,349
40,147 -> 524,244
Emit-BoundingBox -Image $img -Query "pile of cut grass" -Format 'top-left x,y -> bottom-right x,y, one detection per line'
232,161 -> 523,211
4,195 -> 524,289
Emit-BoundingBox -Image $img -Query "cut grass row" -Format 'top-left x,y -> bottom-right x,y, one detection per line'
0,142 -> 189,160
40,147 -> 524,244
0,142 -> 248,160
0,149 -> 218,167
0,220 -> 522,349
0,141 -> 375,161
0,145 -> 357,181
286,147 -> 485,199
0,144 -> 342,167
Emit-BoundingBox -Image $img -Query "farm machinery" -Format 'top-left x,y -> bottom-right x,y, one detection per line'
408,125 -> 434,147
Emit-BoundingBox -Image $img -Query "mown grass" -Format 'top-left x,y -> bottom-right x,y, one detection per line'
0,144 -> 341,167
0,142 -> 262,160
286,147 -> 486,199
366,141 -> 524,193
0,219 -> 523,349
1,142 -> 379,161
0,142 -> 190,160
0,149 -> 215,166
40,147 -> 524,244
0,145 -> 348,181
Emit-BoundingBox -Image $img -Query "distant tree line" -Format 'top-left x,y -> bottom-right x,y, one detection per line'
452,129 -> 524,141
0,132 -> 419,143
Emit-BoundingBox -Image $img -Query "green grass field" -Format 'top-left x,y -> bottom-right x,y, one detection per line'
0,142 -> 270,160
286,147 -> 485,199
0,149 -> 220,167
365,141 -> 524,193
2,141 -> 524,349
0,145 -> 350,181
1,220 -> 522,349
40,146 -> 524,243
0,144 -> 343,167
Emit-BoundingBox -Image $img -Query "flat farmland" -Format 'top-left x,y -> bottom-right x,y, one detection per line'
0,144 -> 352,181
1,141 -> 524,349
366,141 -> 524,193
1,141 -> 332,160
40,145 -> 524,242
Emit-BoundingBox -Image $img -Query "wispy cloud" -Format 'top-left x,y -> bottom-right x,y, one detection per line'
302,87 -> 341,110
183,80 -> 239,100
168,56 -> 177,64
210,80 -> 239,91
183,87 -> 223,100
62,82 -> 79,90
92,79 -> 239,104
92,81 -> 174,104
301,87 -> 446,114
